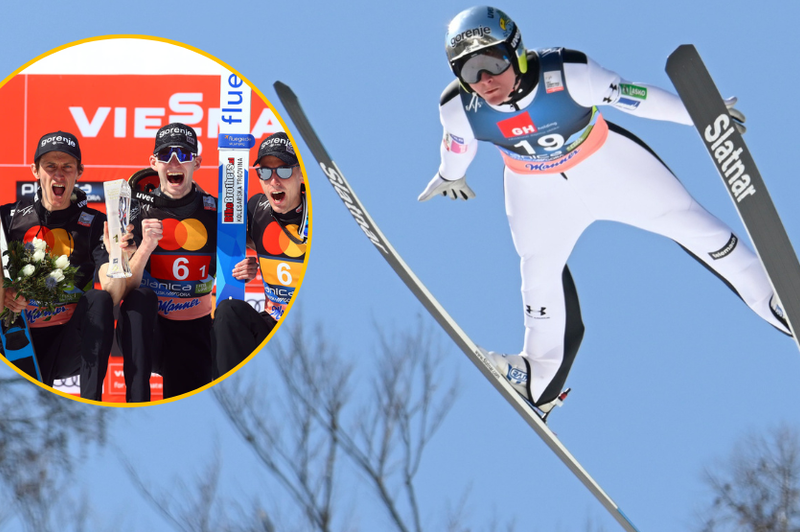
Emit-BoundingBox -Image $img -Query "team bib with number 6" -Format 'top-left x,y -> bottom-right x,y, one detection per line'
137,204 -> 217,320
248,194 -> 307,321
259,256 -> 305,319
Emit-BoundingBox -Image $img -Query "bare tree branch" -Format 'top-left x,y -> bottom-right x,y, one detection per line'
699,424 -> 800,532
0,365 -> 112,532
135,314 -> 538,531
214,319 -> 351,532
121,444 -> 278,532
212,314 -> 459,532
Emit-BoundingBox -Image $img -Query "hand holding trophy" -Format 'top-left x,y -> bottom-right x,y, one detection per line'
103,179 -> 132,278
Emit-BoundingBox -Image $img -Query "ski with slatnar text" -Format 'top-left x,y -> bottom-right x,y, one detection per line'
216,68 -> 255,305
666,45 -> 800,351
274,81 -> 642,532
0,218 -> 43,381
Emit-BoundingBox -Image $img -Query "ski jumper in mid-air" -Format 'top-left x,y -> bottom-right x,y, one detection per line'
419,6 -> 791,412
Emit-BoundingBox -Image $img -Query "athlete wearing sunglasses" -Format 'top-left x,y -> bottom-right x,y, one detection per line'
154,146 -> 196,164
253,139 -> 303,214
255,164 -> 299,181
148,125 -> 203,200
118,122 -> 223,401
212,131 -> 308,379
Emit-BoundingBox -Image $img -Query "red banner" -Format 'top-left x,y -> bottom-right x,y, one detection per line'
0,73 -> 281,208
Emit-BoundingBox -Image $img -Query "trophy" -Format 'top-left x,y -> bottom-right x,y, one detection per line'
103,179 -> 132,278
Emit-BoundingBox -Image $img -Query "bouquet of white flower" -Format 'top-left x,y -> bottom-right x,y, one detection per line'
1,236 -> 78,327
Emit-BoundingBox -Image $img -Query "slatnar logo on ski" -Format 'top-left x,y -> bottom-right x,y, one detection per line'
318,162 -> 388,254
703,114 -> 756,203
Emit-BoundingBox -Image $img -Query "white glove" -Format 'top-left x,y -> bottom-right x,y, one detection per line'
418,174 -> 475,202
724,96 -> 746,134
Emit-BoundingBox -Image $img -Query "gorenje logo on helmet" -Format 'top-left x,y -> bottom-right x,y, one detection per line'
450,26 -> 492,48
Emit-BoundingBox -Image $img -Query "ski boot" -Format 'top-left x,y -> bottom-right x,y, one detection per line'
480,349 -> 570,422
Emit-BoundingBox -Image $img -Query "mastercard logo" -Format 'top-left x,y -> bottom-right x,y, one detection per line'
158,218 -> 209,251
262,221 -> 306,258
23,226 -> 74,257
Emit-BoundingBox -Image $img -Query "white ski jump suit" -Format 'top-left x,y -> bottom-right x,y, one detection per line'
436,47 -> 789,405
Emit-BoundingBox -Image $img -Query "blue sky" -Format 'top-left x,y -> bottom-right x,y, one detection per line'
2,0 -> 800,531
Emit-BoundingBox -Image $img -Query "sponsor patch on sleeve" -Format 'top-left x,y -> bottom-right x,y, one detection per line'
203,196 -> 216,211
709,233 -> 738,260
78,212 -> 95,227
444,132 -> 468,154
620,83 -> 647,100
544,71 -> 564,93
616,97 -> 641,110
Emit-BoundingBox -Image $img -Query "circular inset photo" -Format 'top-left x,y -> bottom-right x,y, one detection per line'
0,36 -> 311,405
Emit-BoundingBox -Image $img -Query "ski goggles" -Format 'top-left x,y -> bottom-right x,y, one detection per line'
457,51 -> 512,84
255,164 -> 299,180
154,146 -> 196,163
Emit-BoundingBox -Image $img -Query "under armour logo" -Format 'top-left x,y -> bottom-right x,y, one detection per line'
604,83 -> 619,103
526,305 -> 546,317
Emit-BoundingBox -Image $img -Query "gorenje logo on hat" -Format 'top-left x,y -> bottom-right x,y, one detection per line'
159,126 -> 195,138
265,136 -> 289,147
266,135 -> 294,154
158,126 -> 197,145
40,134 -> 77,149
34,131 -> 81,163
